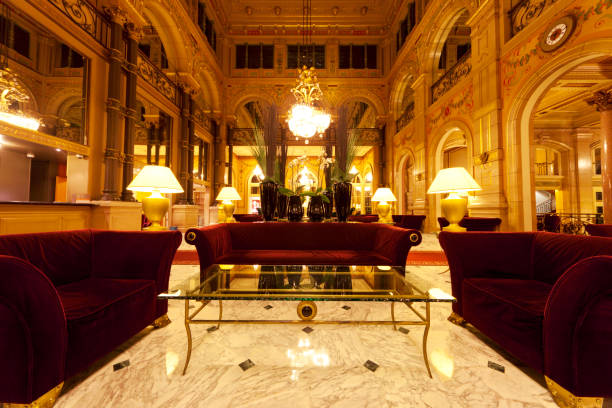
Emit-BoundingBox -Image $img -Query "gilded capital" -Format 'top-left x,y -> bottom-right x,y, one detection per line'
586,90 -> 612,112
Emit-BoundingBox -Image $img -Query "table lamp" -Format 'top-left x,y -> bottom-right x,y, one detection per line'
427,167 -> 481,232
216,186 -> 241,223
372,187 -> 397,223
127,165 -> 184,230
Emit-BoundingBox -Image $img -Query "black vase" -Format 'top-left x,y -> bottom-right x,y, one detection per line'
277,192 -> 289,219
333,181 -> 352,222
287,195 -> 304,222
307,195 -> 325,222
260,180 -> 278,221
323,190 -> 333,219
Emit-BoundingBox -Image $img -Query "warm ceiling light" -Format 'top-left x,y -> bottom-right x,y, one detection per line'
0,110 -> 40,131
26,152 -> 34,158
55,148 -> 62,152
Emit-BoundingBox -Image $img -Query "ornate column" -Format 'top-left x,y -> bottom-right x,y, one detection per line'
177,86 -> 195,204
101,14 -> 125,201
587,90 -> 612,223
214,118 -> 229,198
121,24 -> 140,201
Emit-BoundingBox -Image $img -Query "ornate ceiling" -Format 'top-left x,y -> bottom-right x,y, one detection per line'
213,0 -> 404,33
534,56 -> 612,129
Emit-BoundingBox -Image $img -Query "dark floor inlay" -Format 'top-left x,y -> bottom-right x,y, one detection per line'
398,327 -> 410,334
113,360 -> 130,371
487,361 -> 505,373
302,327 -> 314,334
364,360 -> 379,372
207,326 -> 219,332
264,305 -> 273,310
239,359 -> 255,371
342,305 -> 351,310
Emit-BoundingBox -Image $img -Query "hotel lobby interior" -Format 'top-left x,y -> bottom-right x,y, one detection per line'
1,0 -> 612,407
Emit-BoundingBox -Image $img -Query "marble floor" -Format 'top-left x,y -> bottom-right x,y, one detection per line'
54,260 -> 557,408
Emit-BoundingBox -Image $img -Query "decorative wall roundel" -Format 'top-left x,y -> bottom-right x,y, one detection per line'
539,15 -> 575,53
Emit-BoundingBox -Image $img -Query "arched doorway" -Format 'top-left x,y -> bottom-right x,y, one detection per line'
507,43 -> 612,230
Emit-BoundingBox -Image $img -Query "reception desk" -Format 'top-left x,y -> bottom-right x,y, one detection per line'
0,201 -> 143,234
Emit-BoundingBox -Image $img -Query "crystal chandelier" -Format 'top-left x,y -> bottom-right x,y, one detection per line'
286,0 -> 330,144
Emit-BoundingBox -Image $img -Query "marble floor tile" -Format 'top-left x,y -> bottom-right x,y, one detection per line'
54,264 -> 556,408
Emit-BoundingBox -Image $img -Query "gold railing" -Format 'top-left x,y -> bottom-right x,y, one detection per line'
431,51 -> 471,103
48,0 -> 111,47
396,102 -> 415,131
535,162 -> 558,176
509,0 -> 559,37
136,51 -> 178,105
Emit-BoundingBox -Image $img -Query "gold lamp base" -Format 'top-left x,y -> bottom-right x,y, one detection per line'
441,193 -> 467,232
142,190 -> 169,231
545,377 -> 603,408
377,201 -> 393,223
222,200 -> 236,223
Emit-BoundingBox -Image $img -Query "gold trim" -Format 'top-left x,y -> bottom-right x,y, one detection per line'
152,314 -> 171,328
448,312 -> 467,326
409,233 -> 420,242
0,122 -> 89,156
4,382 -> 64,408
545,377 -> 603,408
297,301 -> 317,321
185,231 -> 197,243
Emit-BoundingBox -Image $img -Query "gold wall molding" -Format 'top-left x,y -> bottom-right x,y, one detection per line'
0,122 -> 89,155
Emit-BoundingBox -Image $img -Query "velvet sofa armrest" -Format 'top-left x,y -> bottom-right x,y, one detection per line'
543,256 -> 612,397
185,225 -> 232,275
90,230 -> 182,318
439,232 -> 536,315
373,226 -> 422,266
0,256 -> 67,404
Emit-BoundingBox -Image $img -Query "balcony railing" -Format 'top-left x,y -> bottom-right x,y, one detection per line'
535,162 -> 558,176
537,212 -> 604,235
137,51 -> 178,105
48,0 -> 111,48
396,102 -> 415,131
431,51 -> 471,103
509,0 -> 559,37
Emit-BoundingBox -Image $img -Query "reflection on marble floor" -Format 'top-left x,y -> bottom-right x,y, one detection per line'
55,264 -> 556,408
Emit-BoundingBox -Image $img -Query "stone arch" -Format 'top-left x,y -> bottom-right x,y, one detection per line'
194,65 -> 221,112
422,4 -> 471,82
428,119 -> 475,221
389,62 -> 417,119
336,92 -> 384,118
396,149 -> 417,213
143,2 -> 192,73
505,39 -> 612,231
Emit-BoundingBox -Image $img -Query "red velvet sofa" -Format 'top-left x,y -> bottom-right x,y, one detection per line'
348,214 -> 379,223
0,229 -> 181,406
438,216 -> 502,231
440,231 -> 612,401
585,223 -> 612,237
185,222 -> 422,273
392,215 -> 427,231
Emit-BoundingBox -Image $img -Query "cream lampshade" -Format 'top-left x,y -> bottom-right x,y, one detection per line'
127,165 -> 184,230
216,186 -> 241,223
372,187 -> 397,223
427,167 -> 481,232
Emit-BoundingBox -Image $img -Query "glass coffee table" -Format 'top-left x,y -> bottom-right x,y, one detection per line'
159,264 -> 455,377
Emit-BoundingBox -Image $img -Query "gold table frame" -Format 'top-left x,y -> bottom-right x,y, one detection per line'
179,297 -> 433,377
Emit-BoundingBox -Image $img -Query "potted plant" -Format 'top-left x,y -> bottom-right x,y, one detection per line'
250,106 -> 279,221
279,155 -> 307,222
276,140 -> 289,219
305,150 -> 333,222
332,107 -> 357,222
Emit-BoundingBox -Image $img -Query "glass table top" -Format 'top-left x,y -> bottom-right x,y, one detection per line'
160,264 -> 455,303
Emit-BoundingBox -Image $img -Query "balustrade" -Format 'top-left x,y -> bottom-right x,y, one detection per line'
396,103 -> 415,131
431,51 -> 471,103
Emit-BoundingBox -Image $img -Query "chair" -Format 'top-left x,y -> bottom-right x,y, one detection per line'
233,214 -> 264,222
392,215 -> 426,231
438,216 -> 501,231
585,223 -> 612,237
543,213 -> 561,233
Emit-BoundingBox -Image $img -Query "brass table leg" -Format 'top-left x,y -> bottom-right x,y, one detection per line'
422,302 -> 432,378
182,298 -> 193,375
217,300 -> 223,329
391,302 -> 397,331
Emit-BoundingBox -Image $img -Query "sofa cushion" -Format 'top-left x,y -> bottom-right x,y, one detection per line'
533,233 -> 612,284
0,230 -> 92,286
216,249 -> 393,266
227,223 -> 378,251
462,278 -> 552,371
56,278 -> 156,377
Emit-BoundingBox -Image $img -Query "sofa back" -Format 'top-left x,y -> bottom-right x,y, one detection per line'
225,222 -> 384,251
0,230 -> 92,286
533,233 -> 612,284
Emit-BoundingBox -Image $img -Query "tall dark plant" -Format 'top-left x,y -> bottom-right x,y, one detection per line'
332,106 -> 357,182
250,105 -> 279,182
277,139 -> 288,187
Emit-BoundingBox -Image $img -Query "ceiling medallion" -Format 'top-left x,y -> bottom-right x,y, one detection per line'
286,0 -> 331,144
539,15 -> 575,53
